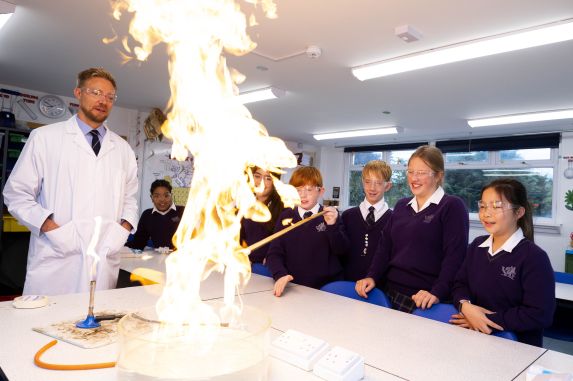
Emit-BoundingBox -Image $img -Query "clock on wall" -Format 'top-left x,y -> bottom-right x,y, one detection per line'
38,95 -> 67,119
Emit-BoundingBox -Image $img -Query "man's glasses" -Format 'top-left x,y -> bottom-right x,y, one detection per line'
82,87 -> 118,103
296,186 -> 320,195
477,201 -> 516,213
406,169 -> 434,178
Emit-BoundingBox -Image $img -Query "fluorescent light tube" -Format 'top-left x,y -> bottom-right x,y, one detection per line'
352,19 -> 573,80
313,127 -> 398,141
0,13 -> 11,29
0,0 -> 15,30
238,87 -> 285,104
468,109 -> 573,127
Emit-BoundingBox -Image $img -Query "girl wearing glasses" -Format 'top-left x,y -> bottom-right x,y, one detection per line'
356,145 -> 469,312
450,179 -> 555,347
240,167 -> 284,263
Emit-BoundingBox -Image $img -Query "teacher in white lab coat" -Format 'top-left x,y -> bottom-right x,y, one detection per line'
3,67 -> 139,295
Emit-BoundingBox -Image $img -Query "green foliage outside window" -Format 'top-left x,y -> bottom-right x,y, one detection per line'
349,168 -> 553,218
444,169 -> 553,217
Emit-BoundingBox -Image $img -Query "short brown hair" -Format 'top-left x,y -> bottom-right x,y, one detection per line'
289,166 -> 323,188
77,67 -> 117,89
409,145 -> 445,185
362,160 -> 392,182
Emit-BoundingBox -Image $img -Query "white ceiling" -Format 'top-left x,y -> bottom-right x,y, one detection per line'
1,0 -> 572,147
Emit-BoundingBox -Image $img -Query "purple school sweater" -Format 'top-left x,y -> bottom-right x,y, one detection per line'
240,218 -> 273,263
266,206 -> 345,289
367,194 -> 469,301
453,236 -> 555,347
126,206 -> 184,250
340,207 -> 392,281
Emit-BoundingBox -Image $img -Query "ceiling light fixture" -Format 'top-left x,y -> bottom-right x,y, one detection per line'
468,109 -> 573,128
0,0 -> 15,30
313,127 -> 399,141
238,86 -> 285,104
352,18 -> 573,80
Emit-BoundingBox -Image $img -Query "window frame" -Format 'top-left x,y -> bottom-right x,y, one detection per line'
344,147 -> 559,225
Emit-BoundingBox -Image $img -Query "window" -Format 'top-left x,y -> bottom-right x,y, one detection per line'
346,148 -> 418,208
442,147 -> 556,221
348,168 -> 409,207
344,138 -> 559,223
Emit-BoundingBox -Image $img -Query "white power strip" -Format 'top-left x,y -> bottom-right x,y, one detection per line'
270,329 -> 330,371
313,346 -> 365,381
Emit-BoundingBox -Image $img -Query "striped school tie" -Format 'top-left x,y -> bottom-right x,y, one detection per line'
366,206 -> 375,226
89,130 -> 101,156
303,211 -> 313,219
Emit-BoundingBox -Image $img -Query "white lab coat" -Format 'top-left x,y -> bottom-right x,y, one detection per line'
3,116 -> 139,295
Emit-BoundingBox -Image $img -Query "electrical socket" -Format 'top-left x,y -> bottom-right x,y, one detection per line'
270,329 -> 330,371
313,346 -> 365,381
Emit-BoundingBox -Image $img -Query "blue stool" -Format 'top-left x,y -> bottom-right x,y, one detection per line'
251,262 -> 272,277
493,330 -> 518,341
412,303 -> 457,323
414,304 -> 518,341
545,272 -> 573,342
320,281 -> 391,308
555,271 -> 573,284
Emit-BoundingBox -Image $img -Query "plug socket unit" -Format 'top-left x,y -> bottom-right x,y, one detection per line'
270,329 -> 330,371
313,346 -> 365,381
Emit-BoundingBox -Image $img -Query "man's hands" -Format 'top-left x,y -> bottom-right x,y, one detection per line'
40,217 -> 59,233
120,220 -> 133,232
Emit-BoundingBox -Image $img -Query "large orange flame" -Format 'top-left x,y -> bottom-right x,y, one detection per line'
113,0 -> 299,335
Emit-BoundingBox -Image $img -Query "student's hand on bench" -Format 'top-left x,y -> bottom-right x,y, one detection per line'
411,290 -> 439,309
323,206 -> 339,225
449,313 -> 471,328
458,303 -> 503,334
274,275 -> 294,297
355,278 -> 375,298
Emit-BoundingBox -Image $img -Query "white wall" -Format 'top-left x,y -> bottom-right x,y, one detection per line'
533,132 -> 573,271
317,146 -> 345,201
281,142 -> 345,202
316,134 -> 573,272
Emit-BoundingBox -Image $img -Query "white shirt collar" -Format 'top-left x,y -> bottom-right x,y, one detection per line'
298,203 -> 321,219
152,203 -> 177,216
408,186 -> 445,213
359,197 -> 389,222
479,228 -> 525,256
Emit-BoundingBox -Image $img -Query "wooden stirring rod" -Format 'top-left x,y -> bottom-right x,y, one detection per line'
244,210 -> 328,253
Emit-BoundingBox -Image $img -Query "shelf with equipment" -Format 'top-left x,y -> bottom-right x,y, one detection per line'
1,126 -> 32,233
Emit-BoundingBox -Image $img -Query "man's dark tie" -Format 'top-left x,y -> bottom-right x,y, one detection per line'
303,211 -> 313,219
89,130 -> 101,156
366,206 -> 375,226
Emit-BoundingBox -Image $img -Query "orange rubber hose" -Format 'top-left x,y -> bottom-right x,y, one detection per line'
34,340 -> 116,370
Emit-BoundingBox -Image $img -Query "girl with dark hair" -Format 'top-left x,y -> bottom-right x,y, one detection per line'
451,179 -> 555,347
240,167 -> 284,263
